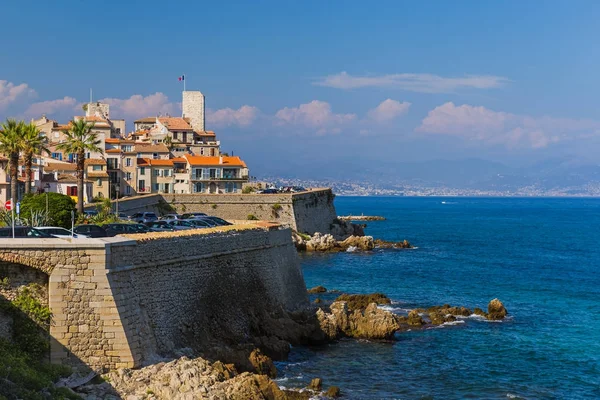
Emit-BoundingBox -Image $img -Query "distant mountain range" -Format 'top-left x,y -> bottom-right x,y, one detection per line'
258,157 -> 600,194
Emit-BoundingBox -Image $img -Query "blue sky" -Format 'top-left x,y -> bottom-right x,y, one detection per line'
1,1 -> 600,176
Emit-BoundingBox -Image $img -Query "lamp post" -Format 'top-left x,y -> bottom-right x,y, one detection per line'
44,183 -> 51,216
115,184 -> 120,217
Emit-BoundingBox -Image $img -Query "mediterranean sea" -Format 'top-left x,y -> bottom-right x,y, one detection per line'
276,197 -> 600,399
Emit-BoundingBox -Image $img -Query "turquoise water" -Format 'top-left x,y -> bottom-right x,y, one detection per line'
276,197 -> 600,399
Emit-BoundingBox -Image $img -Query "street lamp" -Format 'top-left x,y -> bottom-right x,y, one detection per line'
115,184 -> 120,217
44,183 -> 51,216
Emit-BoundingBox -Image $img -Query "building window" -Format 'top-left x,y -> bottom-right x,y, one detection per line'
126,172 -> 132,180
153,153 -> 158,159
209,168 -> 220,179
140,167 -> 146,176
164,169 -> 171,177
154,169 -> 160,177
194,182 -> 204,193
202,168 -> 210,180
123,145 -> 132,152
67,186 -> 77,196
125,158 -> 132,167
225,182 -> 236,193
51,152 -> 63,161
200,148 -> 204,155
86,153 -> 91,159
126,186 -> 131,195
138,180 -> 145,191
96,179 -> 102,187
92,165 -> 102,171
116,128 -> 121,135
154,183 -> 160,191
173,132 -> 178,140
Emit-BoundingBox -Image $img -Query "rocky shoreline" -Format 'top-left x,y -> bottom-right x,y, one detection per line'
338,215 -> 386,221
68,290 -> 507,399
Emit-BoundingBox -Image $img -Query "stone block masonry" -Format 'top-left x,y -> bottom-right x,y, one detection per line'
0,227 -> 308,371
108,188 -> 338,235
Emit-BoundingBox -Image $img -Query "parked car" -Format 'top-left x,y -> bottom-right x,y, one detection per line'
83,210 -> 98,218
116,212 -> 129,220
181,212 -> 207,219
35,227 -> 81,238
73,224 -> 111,238
167,220 -> 195,230
145,221 -> 176,232
129,212 -> 158,223
189,217 -> 218,227
203,216 -> 233,226
104,223 -> 150,235
182,219 -> 212,228
258,188 -> 278,194
0,227 -> 56,238
160,214 -> 182,221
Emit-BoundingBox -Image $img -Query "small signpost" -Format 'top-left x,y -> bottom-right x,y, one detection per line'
5,199 -> 14,238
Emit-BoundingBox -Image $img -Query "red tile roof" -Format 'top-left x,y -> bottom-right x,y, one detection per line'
158,117 -> 193,131
184,155 -> 247,168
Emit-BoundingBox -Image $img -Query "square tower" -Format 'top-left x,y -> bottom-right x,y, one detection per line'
182,91 -> 205,132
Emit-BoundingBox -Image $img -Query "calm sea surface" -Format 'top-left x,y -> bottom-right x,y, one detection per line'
275,197 -> 600,399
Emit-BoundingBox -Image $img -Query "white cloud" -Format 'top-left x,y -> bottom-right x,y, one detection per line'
314,71 -> 510,93
99,93 -> 179,119
274,100 -> 356,134
24,97 -> 78,118
0,80 -> 36,110
417,102 -> 600,149
207,105 -> 260,127
367,99 -> 411,123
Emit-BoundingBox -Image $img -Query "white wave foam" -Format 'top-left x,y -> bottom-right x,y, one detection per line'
427,320 -> 466,329
346,246 -> 357,252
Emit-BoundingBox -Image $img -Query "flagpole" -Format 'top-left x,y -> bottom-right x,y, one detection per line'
184,73 -> 186,92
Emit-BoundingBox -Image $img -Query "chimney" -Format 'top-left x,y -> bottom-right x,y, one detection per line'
219,156 -> 223,164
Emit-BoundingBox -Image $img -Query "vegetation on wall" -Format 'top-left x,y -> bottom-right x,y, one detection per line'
247,214 -> 259,220
242,186 -> 256,194
20,193 -> 76,229
157,199 -> 176,215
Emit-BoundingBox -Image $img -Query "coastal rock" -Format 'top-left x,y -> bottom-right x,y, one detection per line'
473,307 -> 487,318
329,219 -> 365,240
79,356 -> 308,400
316,296 -> 400,340
249,348 -> 277,378
340,235 -> 375,251
307,285 -> 327,294
373,239 -> 413,249
326,386 -> 341,398
305,233 -> 339,252
428,311 -> 456,325
308,377 -> 323,390
335,293 -> 391,310
407,310 -> 425,326
487,298 -> 507,320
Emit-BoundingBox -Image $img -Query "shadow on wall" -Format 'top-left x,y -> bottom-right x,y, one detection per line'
0,264 -> 123,399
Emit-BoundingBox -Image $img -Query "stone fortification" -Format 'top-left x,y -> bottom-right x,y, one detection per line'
109,188 -> 338,235
0,227 -> 308,371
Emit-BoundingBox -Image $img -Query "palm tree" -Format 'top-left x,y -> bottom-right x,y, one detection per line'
56,119 -> 101,214
22,122 -> 50,194
163,135 -> 174,153
0,119 -> 25,201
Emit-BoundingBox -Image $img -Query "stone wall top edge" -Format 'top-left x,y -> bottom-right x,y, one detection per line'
0,237 -> 133,249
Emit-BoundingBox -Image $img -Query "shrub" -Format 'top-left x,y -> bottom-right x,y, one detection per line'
20,193 -> 76,229
242,186 -> 255,194
272,203 -> 282,211
211,204 -> 218,209
157,198 -> 175,215
247,214 -> 259,220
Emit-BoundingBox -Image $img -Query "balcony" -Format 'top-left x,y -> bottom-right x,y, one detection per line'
193,140 -> 220,146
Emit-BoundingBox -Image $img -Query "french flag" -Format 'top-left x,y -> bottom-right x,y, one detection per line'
178,75 -> 185,81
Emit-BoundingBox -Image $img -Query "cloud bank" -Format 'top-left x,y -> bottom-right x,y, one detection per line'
0,80 -> 36,110
315,71 -> 510,93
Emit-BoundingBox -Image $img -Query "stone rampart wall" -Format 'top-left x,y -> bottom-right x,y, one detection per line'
0,228 -> 308,371
106,228 -> 307,365
94,188 -> 339,235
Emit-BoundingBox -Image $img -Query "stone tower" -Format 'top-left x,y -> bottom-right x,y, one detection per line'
182,91 -> 205,131
86,102 -> 110,119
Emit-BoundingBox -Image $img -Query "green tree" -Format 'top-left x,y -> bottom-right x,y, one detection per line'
56,120 -> 101,214
0,119 -> 25,201
20,193 -> 76,228
22,122 -> 50,195
163,135 -> 175,151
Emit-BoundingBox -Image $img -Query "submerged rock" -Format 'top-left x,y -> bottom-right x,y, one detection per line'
473,307 -> 487,318
407,310 -> 425,326
373,239 -> 413,249
428,311 -> 456,325
487,298 -> 507,320
307,285 -> 327,294
326,386 -> 341,398
308,377 -> 323,390
335,293 -> 391,310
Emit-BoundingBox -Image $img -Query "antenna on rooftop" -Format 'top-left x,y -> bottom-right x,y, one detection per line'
90,88 -> 93,103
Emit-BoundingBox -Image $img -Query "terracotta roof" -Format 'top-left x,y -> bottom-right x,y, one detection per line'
136,158 -> 149,166
134,117 -> 157,123
84,158 -> 106,166
54,124 -> 71,131
184,155 -> 247,168
172,157 -> 187,163
87,171 -> 109,178
135,143 -> 170,153
195,130 -> 216,136
105,138 -> 120,143
158,117 -> 193,131
57,174 -> 92,183
45,162 -> 77,172
136,158 -> 174,167
105,148 -> 122,153
132,130 -> 150,136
